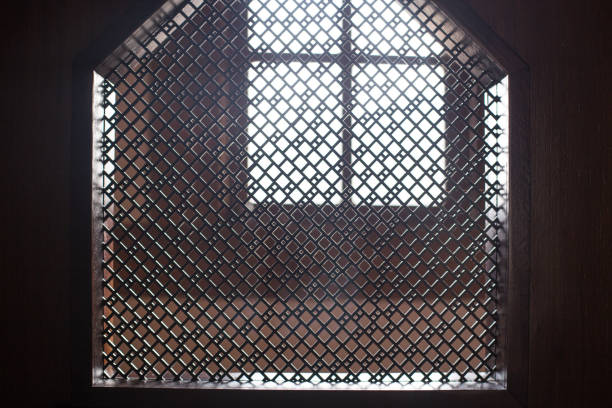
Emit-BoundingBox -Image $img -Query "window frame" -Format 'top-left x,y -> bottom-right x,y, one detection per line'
70,0 -> 530,406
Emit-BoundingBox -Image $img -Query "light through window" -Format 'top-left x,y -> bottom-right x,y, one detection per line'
94,0 -> 510,388
247,0 -> 446,206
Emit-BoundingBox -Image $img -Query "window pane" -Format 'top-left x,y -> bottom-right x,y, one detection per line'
249,0 -> 343,54
351,63 -> 446,206
248,61 -> 343,204
351,0 -> 443,56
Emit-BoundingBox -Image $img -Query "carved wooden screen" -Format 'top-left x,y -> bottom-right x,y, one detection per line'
94,0 -> 508,387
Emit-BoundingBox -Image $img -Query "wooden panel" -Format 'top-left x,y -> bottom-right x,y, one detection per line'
2,0 -> 611,407
465,0 -> 612,407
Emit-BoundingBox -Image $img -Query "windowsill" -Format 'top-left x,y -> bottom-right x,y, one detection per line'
93,377 -> 505,391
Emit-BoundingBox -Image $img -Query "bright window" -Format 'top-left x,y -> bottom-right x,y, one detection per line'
247,0 -> 446,206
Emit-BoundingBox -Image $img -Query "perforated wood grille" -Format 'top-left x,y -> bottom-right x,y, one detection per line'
94,0 -> 508,386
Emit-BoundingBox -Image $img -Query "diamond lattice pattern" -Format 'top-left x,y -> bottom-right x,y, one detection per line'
96,0 -> 508,386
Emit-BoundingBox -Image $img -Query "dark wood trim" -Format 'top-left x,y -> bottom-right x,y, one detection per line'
95,0 -> 188,77
71,53 -> 96,401
78,0 -> 169,74
432,0 -> 528,75
505,67 -> 531,407
78,384 -> 523,408
432,2 -> 531,403
71,0 -> 172,403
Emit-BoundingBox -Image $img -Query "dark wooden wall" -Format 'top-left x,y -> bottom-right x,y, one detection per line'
1,0 -> 609,406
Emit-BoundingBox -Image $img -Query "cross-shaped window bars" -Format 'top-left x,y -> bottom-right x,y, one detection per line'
246,0 -> 447,207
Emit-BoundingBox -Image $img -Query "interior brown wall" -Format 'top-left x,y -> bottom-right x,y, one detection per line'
1,0 -> 610,406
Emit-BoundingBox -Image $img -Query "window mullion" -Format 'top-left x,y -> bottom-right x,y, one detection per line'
340,0 -> 354,202
250,52 -> 339,64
